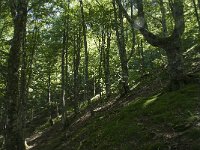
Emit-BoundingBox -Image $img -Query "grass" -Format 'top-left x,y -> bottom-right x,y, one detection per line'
27,83 -> 200,150
63,84 -> 200,150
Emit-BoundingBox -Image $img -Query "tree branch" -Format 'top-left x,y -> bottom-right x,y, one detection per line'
115,0 -> 185,49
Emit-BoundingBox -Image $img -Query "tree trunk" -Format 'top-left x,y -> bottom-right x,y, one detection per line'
80,0 -> 91,110
73,27 -> 81,115
165,42 -> 185,90
103,30 -> 111,98
159,0 -> 168,36
139,40 -> 145,75
5,0 -> 27,149
113,0 -> 129,95
192,0 -> 200,32
198,0 -> 200,10
98,30 -> 105,98
65,0 -> 70,114
61,27 -> 66,128
115,0 -> 186,90
27,19 -> 38,90
47,68 -> 53,126
19,26 -> 27,147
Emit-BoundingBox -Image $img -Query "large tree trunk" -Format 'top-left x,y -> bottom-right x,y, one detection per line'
115,0 -> 186,90
19,25 -> 27,147
5,0 -> 27,149
165,42 -> 185,90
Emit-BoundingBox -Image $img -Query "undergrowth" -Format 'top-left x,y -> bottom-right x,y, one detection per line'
60,84 -> 200,150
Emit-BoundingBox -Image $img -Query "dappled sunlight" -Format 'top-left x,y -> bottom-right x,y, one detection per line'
26,131 -> 43,149
143,94 -> 160,108
74,112 -> 91,125
93,100 -> 116,112
1,0 -> 200,149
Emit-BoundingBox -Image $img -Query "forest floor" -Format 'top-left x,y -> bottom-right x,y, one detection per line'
25,73 -> 200,150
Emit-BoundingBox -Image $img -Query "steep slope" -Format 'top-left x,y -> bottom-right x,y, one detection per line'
27,83 -> 200,150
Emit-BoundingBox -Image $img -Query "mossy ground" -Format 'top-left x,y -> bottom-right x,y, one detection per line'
62,84 -> 200,150
27,84 -> 200,150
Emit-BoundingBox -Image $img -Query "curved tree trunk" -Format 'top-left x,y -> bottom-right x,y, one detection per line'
115,0 -> 186,90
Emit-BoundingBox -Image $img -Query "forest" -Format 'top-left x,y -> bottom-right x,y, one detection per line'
0,0 -> 200,149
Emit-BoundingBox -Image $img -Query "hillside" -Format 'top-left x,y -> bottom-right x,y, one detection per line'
25,83 -> 200,150
1,0 -> 200,149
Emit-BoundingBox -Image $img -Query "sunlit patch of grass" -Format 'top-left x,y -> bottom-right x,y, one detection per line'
143,94 -> 159,108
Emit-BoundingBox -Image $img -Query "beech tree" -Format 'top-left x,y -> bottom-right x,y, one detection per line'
5,0 -> 27,149
113,0 -> 130,94
115,0 -> 187,90
0,0 -> 199,148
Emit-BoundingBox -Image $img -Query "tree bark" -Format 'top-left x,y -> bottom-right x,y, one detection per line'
165,40 -> 185,90
192,0 -> 200,32
98,30 -> 105,98
47,67 -> 53,126
80,0 -> 91,109
61,26 -> 66,128
65,0 -> 70,114
73,27 -> 81,115
103,30 -> 111,98
5,0 -> 27,149
198,0 -> 200,10
139,40 -> 145,75
113,0 -> 129,95
159,0 -> 168,37
19,24 -> 27,147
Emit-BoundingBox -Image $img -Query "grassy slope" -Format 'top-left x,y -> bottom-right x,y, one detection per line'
56,84 -> 200,150
27,83 -> 200,150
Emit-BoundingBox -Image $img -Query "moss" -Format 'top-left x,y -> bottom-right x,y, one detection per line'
144,142 -> 168,150
186,128 -> 200,140
70,84 -> 200,149
39,84 -> 200,150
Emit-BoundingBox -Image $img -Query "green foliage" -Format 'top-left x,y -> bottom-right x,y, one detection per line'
0,0 -> 200,148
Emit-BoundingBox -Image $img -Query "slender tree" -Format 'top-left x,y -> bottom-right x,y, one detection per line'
65,0 -> 70,114
80,0 -> 91,108
61,22 -> 67,128
113,0 -> 130,94
103,29 -> 111,98
73,25 -> 81,114
47,66 -> 53,126
159,0 -> 168,37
